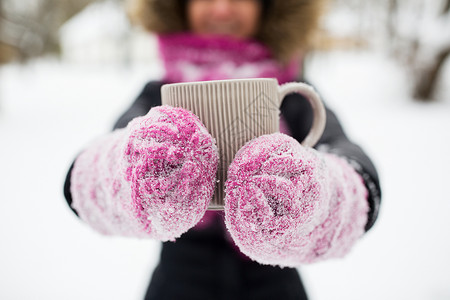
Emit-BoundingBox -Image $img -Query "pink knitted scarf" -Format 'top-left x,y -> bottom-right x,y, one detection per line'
157,33 -> 301,84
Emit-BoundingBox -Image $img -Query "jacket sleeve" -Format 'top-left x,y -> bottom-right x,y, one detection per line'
280,91 -> 381,232
113,81 -> 164,129
63,81 -> 164,215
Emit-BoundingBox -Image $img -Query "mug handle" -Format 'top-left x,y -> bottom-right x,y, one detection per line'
278,82 -> 326,148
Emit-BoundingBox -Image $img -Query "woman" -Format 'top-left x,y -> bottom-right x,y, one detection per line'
64,0 -> 381,299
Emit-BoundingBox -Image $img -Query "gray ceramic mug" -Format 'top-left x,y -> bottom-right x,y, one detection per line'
161,78 -> 326,210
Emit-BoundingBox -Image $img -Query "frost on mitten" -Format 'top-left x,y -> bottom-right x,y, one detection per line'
224,133 -> 369,267
71,105 -> 218,241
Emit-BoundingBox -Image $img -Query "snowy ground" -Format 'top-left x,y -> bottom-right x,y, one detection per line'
0,51 -> 449,300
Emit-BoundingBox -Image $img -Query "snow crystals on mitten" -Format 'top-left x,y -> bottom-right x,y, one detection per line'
71,105 -> 219,241
224,133 -> 368,267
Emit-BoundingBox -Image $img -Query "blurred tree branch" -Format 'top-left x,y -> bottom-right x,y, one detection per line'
1,0 -> 103,63
412,0 -> 450,101
325,0 -> 449,101
384,0 -> 450,101
442,0 -> 450,14
413,46 -> 450,100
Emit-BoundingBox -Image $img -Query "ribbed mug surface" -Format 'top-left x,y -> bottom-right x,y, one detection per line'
162,78 -> 280,209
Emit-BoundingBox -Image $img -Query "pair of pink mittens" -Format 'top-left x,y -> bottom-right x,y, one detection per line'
71,106 -> 369,267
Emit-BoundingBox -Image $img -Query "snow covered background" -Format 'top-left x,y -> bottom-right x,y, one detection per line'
1,1 -> 450,296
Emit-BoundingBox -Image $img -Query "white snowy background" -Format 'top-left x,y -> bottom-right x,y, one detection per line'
1,1 -> 450,299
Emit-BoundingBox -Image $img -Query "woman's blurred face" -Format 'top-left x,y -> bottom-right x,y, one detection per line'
187,0 -> 262,39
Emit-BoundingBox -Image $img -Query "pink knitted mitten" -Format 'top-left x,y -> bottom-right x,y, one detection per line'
224,133 -> 369,267
71,106 -> 218,241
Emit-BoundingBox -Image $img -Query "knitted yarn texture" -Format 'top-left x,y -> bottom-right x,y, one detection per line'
71,106 -> 219,241
157,33 -> 301,84
224,133 -> 369,267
